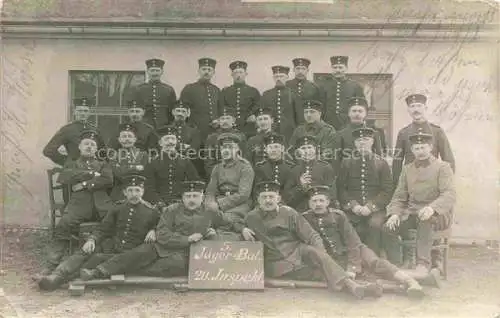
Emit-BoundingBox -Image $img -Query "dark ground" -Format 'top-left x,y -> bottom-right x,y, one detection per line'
1,227 -> 499,318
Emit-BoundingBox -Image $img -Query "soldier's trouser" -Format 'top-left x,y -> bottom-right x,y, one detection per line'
353,213 -> 385,256
95,243 -> 159,276
51,251 -> 93,278
386,215 -> 434,268
211,201 -> 249,241
136,250 -> 189,277
280,245 -> 348,292
359,245 -> 399,280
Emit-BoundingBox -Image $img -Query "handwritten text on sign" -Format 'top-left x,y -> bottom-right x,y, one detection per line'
188,241 -> 264,290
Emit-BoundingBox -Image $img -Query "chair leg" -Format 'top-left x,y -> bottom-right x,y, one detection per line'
443,240 -> 449,280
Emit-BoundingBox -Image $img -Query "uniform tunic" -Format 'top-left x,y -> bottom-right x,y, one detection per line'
132,80 -> 177,128
286,78 -> 323,105
283,160 -> 337,212
43,121 -> 102,166
180,80 -> 221,138
168,121 -> 202,153
302,209 -> 398,279
244,130 -> 276,166
333,123 -> 383,171
254,159 -> 294,194
144,151 -> 200,206
219,83 -> 261,136
321,76 -> 365,130
107,121 -> 158,152
246,205 -> 348,288
392,121 -> 455,186
52,200 -> 159,278
206,157 -> 254,237
203,128 -> 247,176
109,148 -> 148,202
289,121 -> 337,164
260,86 -> 303,142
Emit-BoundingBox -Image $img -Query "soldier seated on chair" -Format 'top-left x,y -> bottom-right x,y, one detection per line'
37,175 -> 159,290
243,181 -> 381,300
130,181 -> 213,277
42,129 -> 114,275
109,123 -> 148,203
336,127 -> 393,256
204,132 -> 255,241
384,132 -> 456,275
302,185 -> 424,298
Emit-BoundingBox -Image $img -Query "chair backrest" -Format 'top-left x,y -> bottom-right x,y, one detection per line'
47,167 -> 71,206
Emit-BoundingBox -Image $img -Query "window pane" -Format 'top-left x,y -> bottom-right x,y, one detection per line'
96,115 -> 123,143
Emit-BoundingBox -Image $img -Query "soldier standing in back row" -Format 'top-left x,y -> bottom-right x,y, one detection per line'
286,58 -> 323,104
322,56 -> 365,130
261,66 -> 304,143
219,60 -> 261,138
132,58 -> 177,129
392,93 -> 455,186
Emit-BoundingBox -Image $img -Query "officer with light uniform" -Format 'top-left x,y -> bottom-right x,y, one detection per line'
392,93 -> 455,186
132,58 -> 177,129
219,60 -> 261,137
322,56 -> 365,130
261,65 -> 303,143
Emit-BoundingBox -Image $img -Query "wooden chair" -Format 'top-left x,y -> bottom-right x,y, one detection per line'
47,167 -> 69,237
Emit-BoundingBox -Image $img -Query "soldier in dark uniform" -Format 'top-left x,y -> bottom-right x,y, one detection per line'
44,129 -> 114,273
337,127 -> 393,256
37,174 -> 159,290
392,93 -> 455,186
180,57 -> 220,139
322,56 -> 365,130
167,100 -> 201,156
205,133 -> 254,241
302,185 -> 424,298
219,60 -> 261,138
131,58 -> 177,129
261,65 -> 303,143
203,108 -> 247,177
109,123 -> 149,202
143,126 -> 199,211
244,107 -> 276,166
385,132 -> 455,274
43,97 -> 104,167
286,58 -> 322,104
289,100 -> 337,164
254,133 -> 293,195
243,181 -> 381,300
283,135 -> 337,212
334,97 -> 383,171
108,100 -> 158,152
133,181 -> 213,277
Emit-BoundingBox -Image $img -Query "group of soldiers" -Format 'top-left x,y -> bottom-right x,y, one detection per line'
37,56 -> 456,300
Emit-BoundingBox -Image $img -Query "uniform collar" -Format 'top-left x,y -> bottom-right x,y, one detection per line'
183,205 -> 202,215
233,82 -> 246,88
222,157 -> 240,168
149,79 -> 162,84
414,155 -> 436,168
306,121 -> 322,131
259,206 -> 279,218
79,155 -> 96,163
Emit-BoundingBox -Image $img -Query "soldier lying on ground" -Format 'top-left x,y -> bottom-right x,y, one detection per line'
302,185 -> 424,298
242,181 -> 382,300
131,181 -> 213,277
42,129 -> 114,275
37,175 -> 159,290
204,133 -> 254,241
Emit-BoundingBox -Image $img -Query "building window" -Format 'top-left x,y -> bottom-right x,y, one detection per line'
314,73 -> 394,153
69,70 -> 145,143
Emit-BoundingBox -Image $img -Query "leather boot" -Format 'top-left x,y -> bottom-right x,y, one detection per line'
343,278 -> 366,300
393,270 -> 424,298
38,274 -> 65,291
32,264 -> 58,282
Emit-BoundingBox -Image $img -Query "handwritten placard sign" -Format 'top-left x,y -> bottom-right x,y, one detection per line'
188,241 -> 264,290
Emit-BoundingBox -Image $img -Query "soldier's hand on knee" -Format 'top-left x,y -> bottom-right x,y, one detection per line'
188,233 -> 203,243
144,229 -> 156,243
345,271 -> 356,279
82,239 -> 96,254
205,227 -> 216,238
360,206 -> 372,216
418,206 -> 434,221
352,205 -> 363,215
385,215 -> 400,231
242,227 -> 256,242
